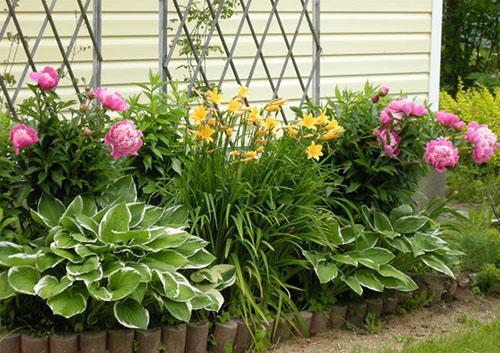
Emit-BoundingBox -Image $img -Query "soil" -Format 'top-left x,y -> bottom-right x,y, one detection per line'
269,289 -> 500,353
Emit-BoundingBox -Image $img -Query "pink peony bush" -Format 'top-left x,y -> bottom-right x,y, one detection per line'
96,87 -> 129,111
10,124 -> 39,155
373,85 -> 496,173
425,138 -> 459,173
29,66 -> 59,91
105,120 -> 143,159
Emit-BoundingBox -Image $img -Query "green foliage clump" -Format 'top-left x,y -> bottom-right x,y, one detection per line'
445,205 -> 500,294
0,177 -> 234,331
123,75 -> 189,204
8,86 -> 121,208
301,85 -> 435,215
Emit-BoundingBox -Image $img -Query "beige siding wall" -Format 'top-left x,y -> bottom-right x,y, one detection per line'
1,0 -> 434,106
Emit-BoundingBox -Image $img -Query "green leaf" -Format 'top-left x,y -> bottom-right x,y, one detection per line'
315,262 -> 339,284
332,253 -> 358,267
203,288 -> 225,311
373,211 -> 393,232
34,275 -> 73,299
0,272 -> 15,299
355,270 -> 384,292
184,249 -> 215,269
7,266 -> 40,295
108,267 -> 141,301
114,300 -> 149,329
389,204 -> 414,222
393,216 -> 428,234
99,203 -> 131,243
99,175 -> 137,207
47,288 -> 87,318
357,247 -> 395,265
138,206 -> 165,228
36,253 -> 63,272
163,298 -> 192,322
0,241 -> 24,266
413,233 -> 447,252
343,276 -> 363,296
37,194 -> 65,227
421,255 -> 455,278
66,256 -> 100,276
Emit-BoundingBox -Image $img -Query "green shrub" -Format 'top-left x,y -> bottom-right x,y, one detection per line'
0,176 -> 234,331
7,86 -> 121,209
123,74 -> 190,204
297,85 -> 436,216
303,201 -> 460,299
171,89 -> 338,326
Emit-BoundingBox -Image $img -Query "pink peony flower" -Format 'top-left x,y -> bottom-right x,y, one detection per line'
465,122 -> 498,164
425,138 -> 459,173
372,95 -> 380,103
388,99 -> 428,117
87,89 -> 96,100
29,66 -> 59,91
10,124 -> 39,155
105,120 -> 143,159
379,86 -> 390,97
435,111 -> 465,131
96,87 -> 129,111
379,108 -> 403,126
375,128 -> 401,158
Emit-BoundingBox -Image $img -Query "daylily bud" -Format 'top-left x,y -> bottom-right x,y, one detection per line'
87,89 -> 95,100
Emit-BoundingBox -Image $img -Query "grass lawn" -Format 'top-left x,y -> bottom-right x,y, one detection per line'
380,318 -> 500,353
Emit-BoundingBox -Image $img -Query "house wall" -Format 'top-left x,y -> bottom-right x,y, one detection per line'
1,0 -> 441,108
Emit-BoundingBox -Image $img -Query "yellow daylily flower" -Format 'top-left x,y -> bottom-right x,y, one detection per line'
190,106 -> 209,123
315,111 -> 329,126
242,150 -> 259,163
257,146 -> 265,153
265,98 -> 287,112
322,126 -> 344,140
264,117 -> 280,131
237,86 -> 250,98
327,118 -> 341,130
207,117 -> 217,126
225,128 -> 234,137
299,114 -> 317,130
228,99 -> 242,113
195,125 -> 215,142
286,125 -> 299,138
207,88 -> 223,105
230,150 -> 239,157
306,141 -> 323,161
247,108 -> 263,125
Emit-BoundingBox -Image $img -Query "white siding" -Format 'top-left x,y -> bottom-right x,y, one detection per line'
1,0 -> 435,105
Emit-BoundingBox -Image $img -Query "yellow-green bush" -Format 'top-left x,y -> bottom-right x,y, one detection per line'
440,84 -> 499,134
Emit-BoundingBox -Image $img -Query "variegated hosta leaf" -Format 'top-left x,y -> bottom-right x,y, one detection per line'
107,267 -> 142,301
163,298 -> 192,322
98,203 -> 131,244
7,266 -> 41,295
114,299 -> 149,329
0,271 -> 15,300
47,288 -> 87,318
184,249 -> 216,269
34,275 -> 73,299
36,252 -> 63,272
0,241 -> 25,267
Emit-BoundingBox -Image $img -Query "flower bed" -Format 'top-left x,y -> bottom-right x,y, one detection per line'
0,68 -> 497,352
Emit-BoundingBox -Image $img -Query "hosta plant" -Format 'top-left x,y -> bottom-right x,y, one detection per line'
0,176 -> 234,330
303,202 -> 461,297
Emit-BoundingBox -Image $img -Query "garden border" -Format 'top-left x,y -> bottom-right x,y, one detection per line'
0,275 -> 458,353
